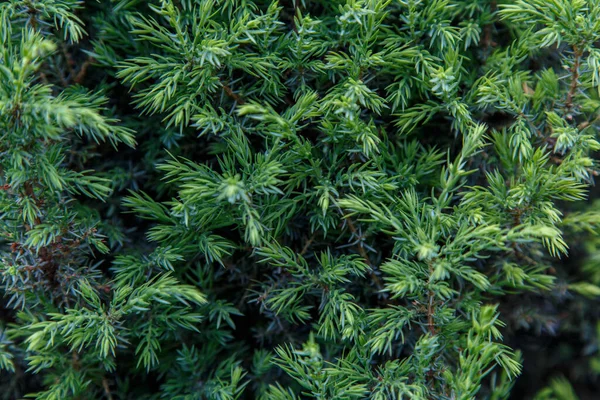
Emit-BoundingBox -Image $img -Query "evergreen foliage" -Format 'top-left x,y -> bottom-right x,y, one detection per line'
1,0 -> 600,399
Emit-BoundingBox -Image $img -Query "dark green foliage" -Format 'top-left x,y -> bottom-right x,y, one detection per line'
1,0 -> 600,399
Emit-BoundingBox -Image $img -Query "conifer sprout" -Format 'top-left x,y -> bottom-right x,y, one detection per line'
1,0 -> 600,398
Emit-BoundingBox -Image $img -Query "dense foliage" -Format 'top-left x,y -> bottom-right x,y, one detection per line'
1,0 -> 600,399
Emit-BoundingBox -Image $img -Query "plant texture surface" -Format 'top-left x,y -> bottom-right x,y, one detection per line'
1,0 -> 600,399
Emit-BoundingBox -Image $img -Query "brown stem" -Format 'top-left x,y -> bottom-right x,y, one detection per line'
62,45 -> 75,80
427,290 -> 436,335
71,351 -> 80,371
102,377 -> 114,400
480,1 -> 497,54
299,233 -> 316,256
221,82 -> 246,104
27,6 -> 38,30
38,72 -> 49,85
510,242 -> 536,265
565,46 -> 582,116
73,56 -> 95,84
23,181 -> 42,226
427,262 -> 436,335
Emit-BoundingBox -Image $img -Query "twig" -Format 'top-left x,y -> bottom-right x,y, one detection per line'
565,45 -> 582,116
27,6 -> 38,30
427,262 -> 437,335
427,291 -> 436,335
38,72 -> 50,85
102,377 -> 114,400
480,1 -> 497,55
71,351 -> 81,371
62,44 -> 75,78
221,82 -> 246,104
73,56 -> 96,84
299,232 -> 316,256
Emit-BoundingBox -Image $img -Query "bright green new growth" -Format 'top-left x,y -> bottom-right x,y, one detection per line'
1,0 -> 600,399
